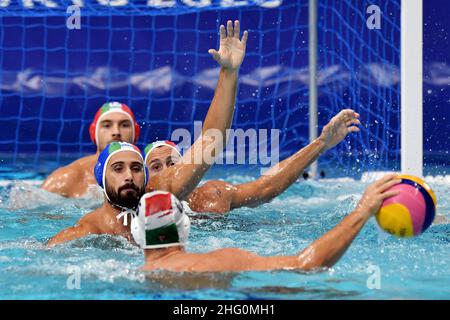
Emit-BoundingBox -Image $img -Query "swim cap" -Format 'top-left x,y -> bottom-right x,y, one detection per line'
89,102 -> 140,146
131,191 -> 190,249
144,140 -> 182,165
94,142 -> 148,191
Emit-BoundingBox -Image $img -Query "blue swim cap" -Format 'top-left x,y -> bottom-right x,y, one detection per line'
94,142 -> 148,190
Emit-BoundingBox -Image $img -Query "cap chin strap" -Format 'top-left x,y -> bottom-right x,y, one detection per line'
115,208 -> 136,227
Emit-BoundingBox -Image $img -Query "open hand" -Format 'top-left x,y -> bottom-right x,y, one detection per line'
208,20 -> 248,71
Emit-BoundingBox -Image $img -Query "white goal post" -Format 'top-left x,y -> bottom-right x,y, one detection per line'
401,0 -> 424,177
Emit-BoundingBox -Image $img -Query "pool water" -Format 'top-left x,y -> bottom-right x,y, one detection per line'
0,164 -> 449,300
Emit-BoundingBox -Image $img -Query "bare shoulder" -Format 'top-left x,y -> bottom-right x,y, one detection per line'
73,154 -> 98,169
41,161 -> 81,187
47,209 -> 101,246
52,154 -> 95,176
41,155 -> 95,196
76,209 -> 103,232
51,159 -> 82,177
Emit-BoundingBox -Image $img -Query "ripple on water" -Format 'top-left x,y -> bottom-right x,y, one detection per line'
0,174 -> 449,299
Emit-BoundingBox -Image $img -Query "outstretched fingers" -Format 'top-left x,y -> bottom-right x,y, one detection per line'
219,20 -> 248,46
347,126 -> 360,133
219,24 -> 226,41
234,20 -> 240,39
227,20 -> 233,38
341,109 -> 355,117
336,109 -> 361,132
345,118 -> 361,127
241,30 -> 248,46
374,173 -> 400,188
339,109 -> 360,122
378,177 -> 402,193
381,189 -> 401,200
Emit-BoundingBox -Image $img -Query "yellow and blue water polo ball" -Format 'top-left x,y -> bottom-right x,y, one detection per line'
376,175 -> 437,237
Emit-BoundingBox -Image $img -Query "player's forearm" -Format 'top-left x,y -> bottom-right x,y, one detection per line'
259,138 -> 327,197
171,68 -> 238,199
201,67 -> 238,153
296,209 -> 371,270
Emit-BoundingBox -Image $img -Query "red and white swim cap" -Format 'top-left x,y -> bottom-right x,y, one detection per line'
89,102 -> 140,146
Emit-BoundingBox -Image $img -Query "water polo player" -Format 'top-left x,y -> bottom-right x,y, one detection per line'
134,174 -> 401,272
47,142 -> 147,246
41,102 -> 139,198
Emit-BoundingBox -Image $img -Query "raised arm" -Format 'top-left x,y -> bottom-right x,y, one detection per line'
229,109 -> 360,209
148,20 -> 248,200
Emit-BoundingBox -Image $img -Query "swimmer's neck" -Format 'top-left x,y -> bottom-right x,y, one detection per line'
144,246 -> 184,264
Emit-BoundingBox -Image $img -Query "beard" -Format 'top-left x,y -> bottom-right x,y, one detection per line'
105,181 -> 144,209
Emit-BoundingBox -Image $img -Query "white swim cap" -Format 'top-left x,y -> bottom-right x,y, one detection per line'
131,191 -> 190,249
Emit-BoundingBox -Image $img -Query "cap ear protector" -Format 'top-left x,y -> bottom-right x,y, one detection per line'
131,191 -> 190,249
94,142 -> 148,201
89,102 -> 140,146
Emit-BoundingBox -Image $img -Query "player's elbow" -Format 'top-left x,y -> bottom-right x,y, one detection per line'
296,248 -> 332,272
258,179 -> 280,203
296,259 -> 330,272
